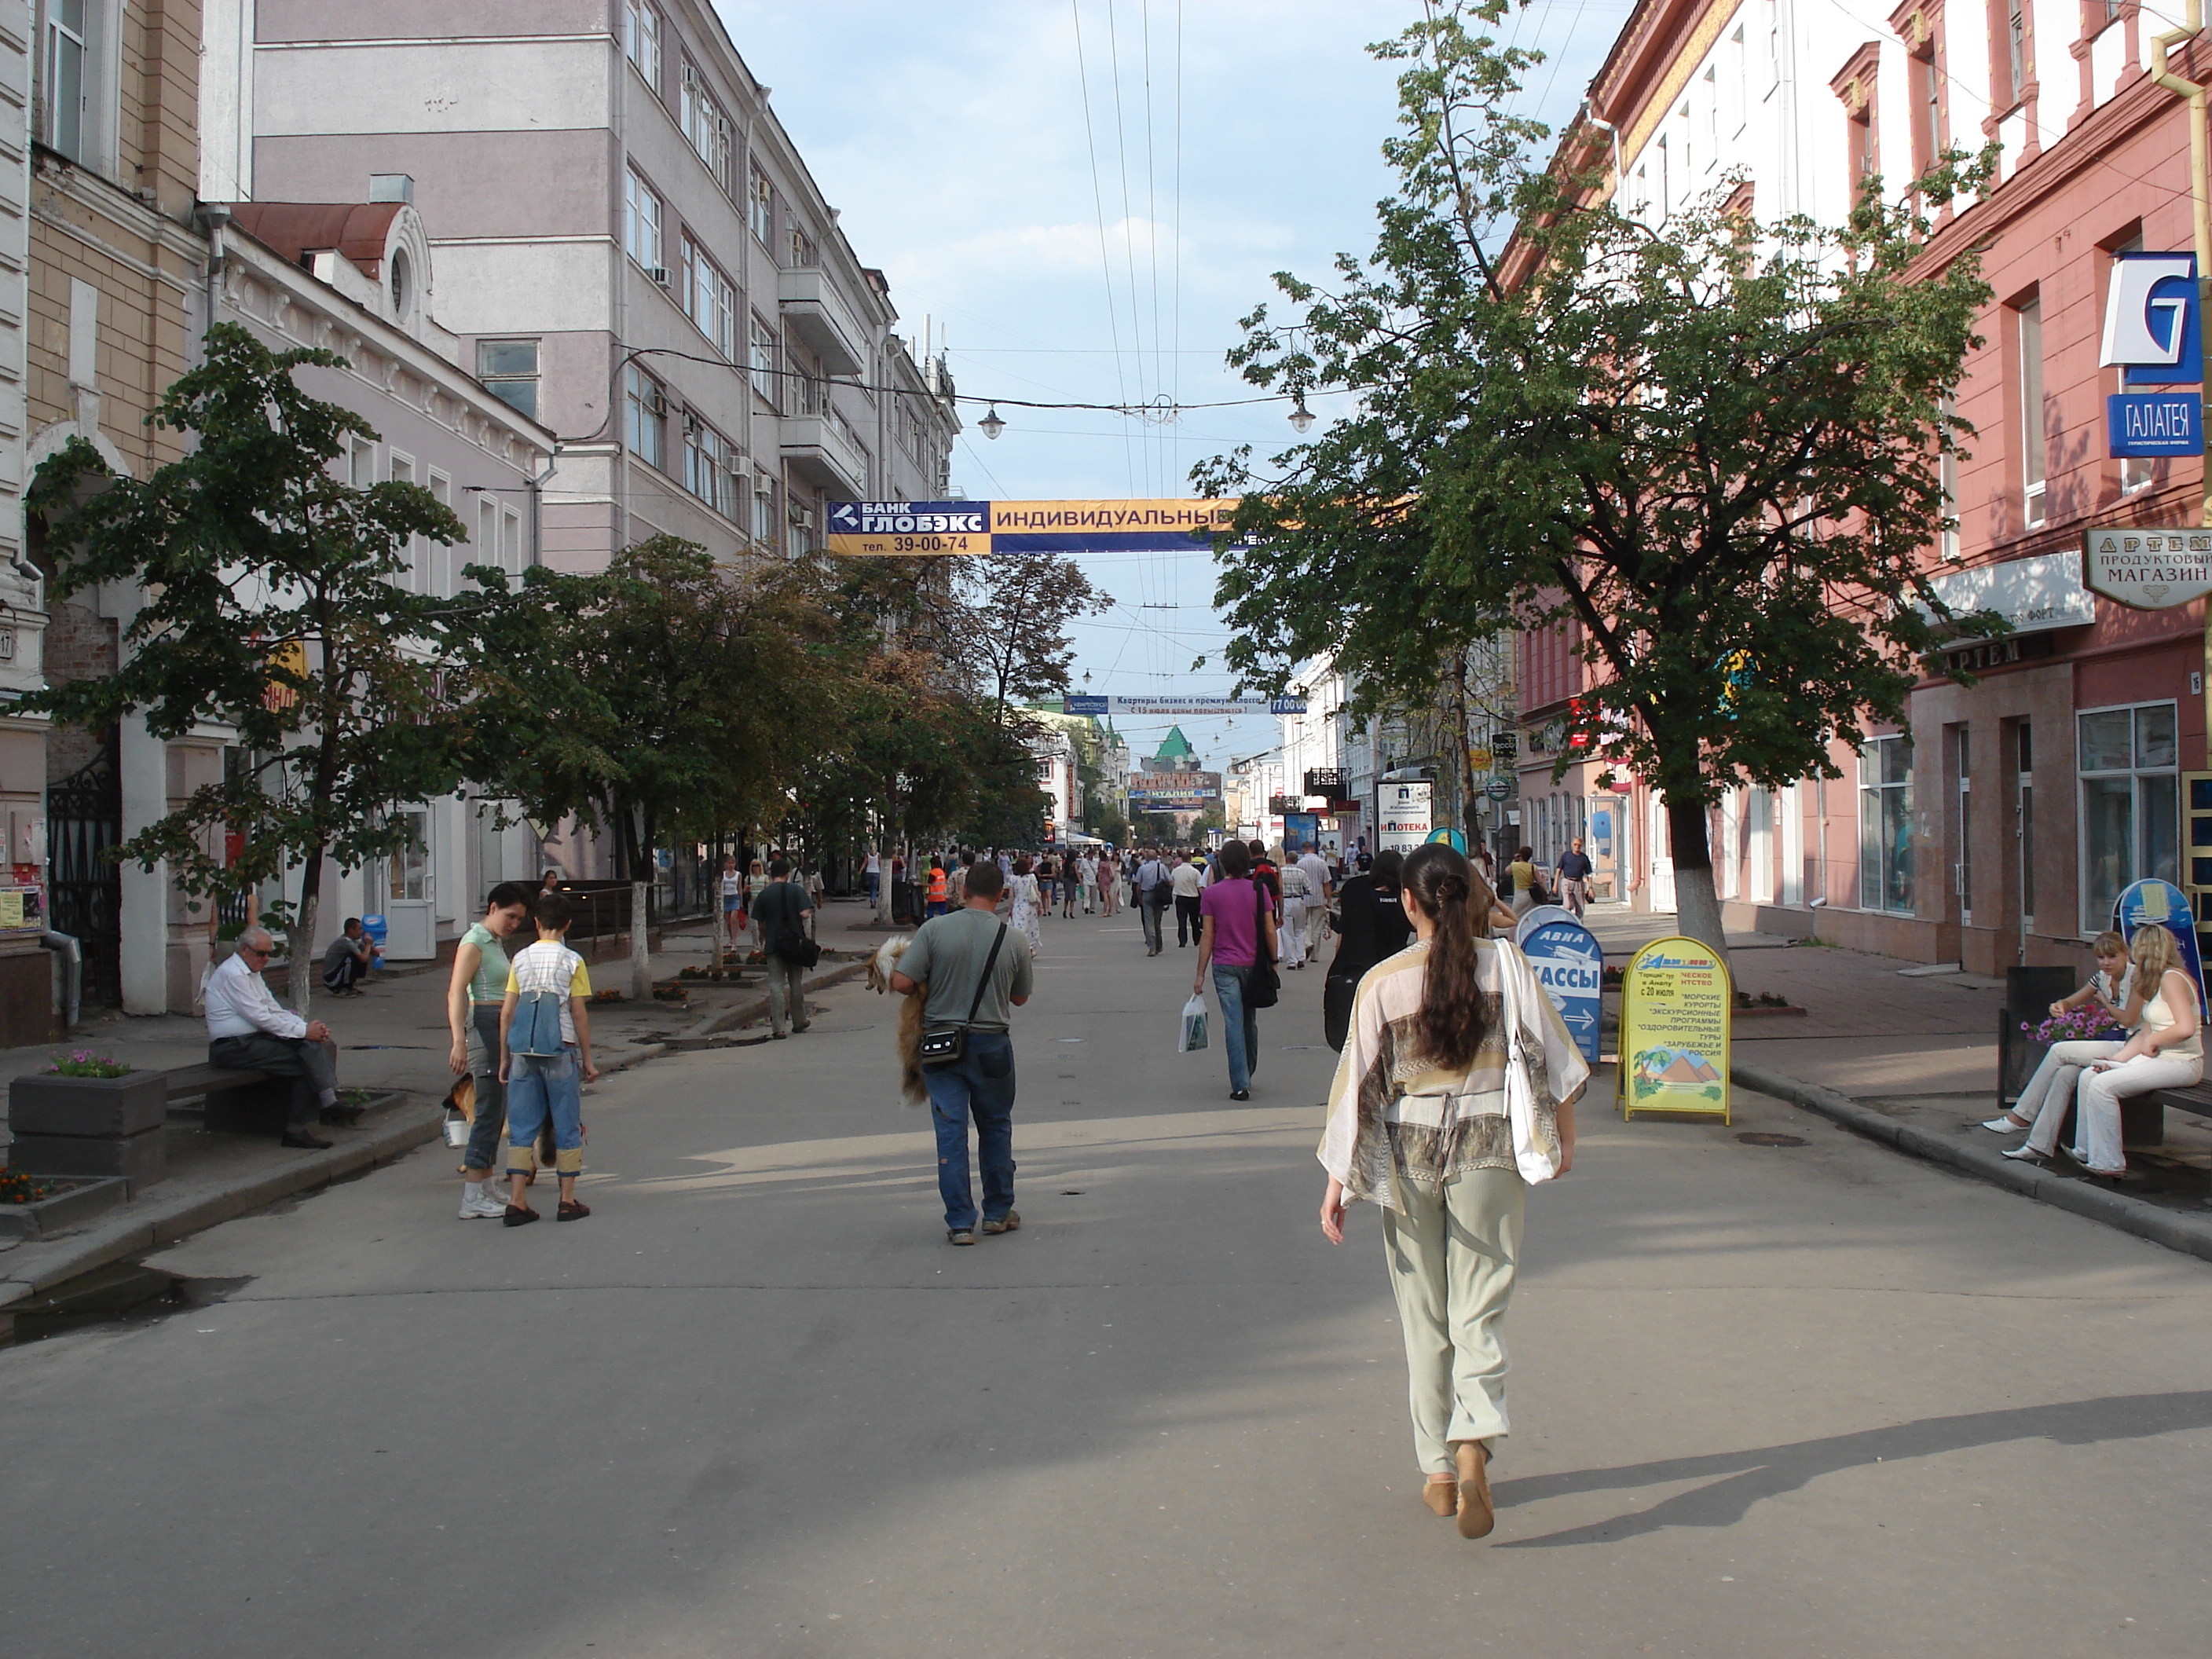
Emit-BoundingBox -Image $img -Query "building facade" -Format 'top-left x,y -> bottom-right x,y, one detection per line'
1518,0 -> 2205,965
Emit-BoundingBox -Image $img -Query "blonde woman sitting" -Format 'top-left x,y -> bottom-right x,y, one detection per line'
1982,931 -> 2139,1135
2005,923 -> 2201,1177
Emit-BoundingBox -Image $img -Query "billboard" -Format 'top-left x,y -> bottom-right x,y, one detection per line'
1376,781 -> 1433,853
827,499 -> 1241,558
1128,771 -> 1222,811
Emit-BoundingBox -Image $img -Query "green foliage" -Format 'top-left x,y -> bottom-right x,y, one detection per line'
25,323 -> 468,947
1196,1 -> 2000,901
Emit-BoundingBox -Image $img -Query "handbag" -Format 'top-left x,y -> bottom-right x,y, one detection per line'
1245,881 -> 1280,1009
1495,939 -> 1562,1185
775,933 -> 823,969
920,922 -> 1008,1067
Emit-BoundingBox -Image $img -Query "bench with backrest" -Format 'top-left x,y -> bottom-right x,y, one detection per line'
159,1061 -> 294,1136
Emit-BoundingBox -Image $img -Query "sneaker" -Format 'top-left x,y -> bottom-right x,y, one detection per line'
1230,1088 -> 1251,1101
461,1189 -> 508,1219
980,1210 -> 1021,1236
1980,1114 -> 2031,1133
947,1229 -> 976,1246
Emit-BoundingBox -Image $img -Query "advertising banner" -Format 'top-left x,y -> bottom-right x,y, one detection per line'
1617,936 -> 1733,1122
1128,771 -> 1222,811
2114,877 -> 2207,1009
1282,811 -> 1320,854
1517,914 -> 1604,1065
2082,527 -> 2212,610
827,499 -> 1241,558
1376,781 -> 1433,853
1068,694 -> 1306,716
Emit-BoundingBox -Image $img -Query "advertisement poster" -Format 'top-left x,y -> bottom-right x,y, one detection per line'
1617,936 -> 1733,1122
1376,782 -> 1434,854
2114,878 -> 2207,1007
1282,811 -> 1320,855
1518,916 -> 1604,1064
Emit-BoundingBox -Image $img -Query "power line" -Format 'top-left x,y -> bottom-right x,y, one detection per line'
1071,0 -> 1141,495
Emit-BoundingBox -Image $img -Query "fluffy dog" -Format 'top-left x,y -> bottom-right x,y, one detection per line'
866,933 -> 928,1105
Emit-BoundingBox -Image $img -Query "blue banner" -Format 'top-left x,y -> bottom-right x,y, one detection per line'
2115,877 -> 2207,1009
2107,392 -> 2203,456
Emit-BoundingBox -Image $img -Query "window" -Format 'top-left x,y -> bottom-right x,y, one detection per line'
624,168 -> 664,273
1954,726 -> 1972,921
749,166 -> 774,246
42,0 -> 86,159
787,493 -> 815,558
749,315 -> 778,402
681,238 -> 736,358
682,66 -> 733,192
1633,163 -> 1650,217
476,497 -> 498,588
789,223 -> 816,269
2079,703 -> 2178,930
1704,68 -> 1718,168
752,474 -> 777,547
390,452 -> 423,591
349,438 -> 377,487
390,247 -> 413,320
429,471 -> 452,594
624,0 -> 661,92
625,364 -> 666,470
1859,733 -> 1915,913
1657,134 -> 1671,216
477,339 -> 540,421
1729,25 -> 1748,132
2016,722 -> 2034,928
1998,0 -> 2027,108
1848,102 -> 1874,199
1910,47 -> 1941,181
2016,295 -> 2046,528
503,507 -> 524,577
683,418 -> 738,518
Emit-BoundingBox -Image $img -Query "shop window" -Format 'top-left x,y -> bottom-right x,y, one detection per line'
1858,733 -> 1915,914
2079,701 -> 2178,930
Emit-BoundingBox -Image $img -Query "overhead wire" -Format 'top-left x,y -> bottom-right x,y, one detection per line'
1070,0 -> 1141,495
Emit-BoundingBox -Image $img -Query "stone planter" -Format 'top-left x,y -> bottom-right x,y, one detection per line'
0,1175 -> 128,1239
8,1128 -> 166,1192
8,1070 -> 167,1139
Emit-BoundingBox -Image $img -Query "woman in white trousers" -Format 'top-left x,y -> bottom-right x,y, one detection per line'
2005,923 -> 2201,1176
1983,931 -> 2137,1136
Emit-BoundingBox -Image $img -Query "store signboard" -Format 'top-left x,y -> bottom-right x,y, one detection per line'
2100,252 -> 2203,386
1926,550 -> 2097,634
1128,771 -> 1221,811
1517,912 -> 1604,1064
2082,527 -> 2212,610
2114,878 -> 2207,1009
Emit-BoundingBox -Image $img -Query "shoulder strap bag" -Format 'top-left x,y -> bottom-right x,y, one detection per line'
1245,881 -> 1281,1009
919,922 -> 1009,1068
1493,939 -> 1562,1185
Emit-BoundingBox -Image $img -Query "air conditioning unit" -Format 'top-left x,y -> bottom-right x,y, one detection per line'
647,267 -> 672,288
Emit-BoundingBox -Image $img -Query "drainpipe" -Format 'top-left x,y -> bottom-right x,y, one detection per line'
41,929 -> 80,1031
199,201 -> 231,359
526,446 -> 560,569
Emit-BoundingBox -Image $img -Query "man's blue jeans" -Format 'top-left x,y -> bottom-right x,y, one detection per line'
1212,965 -> 1260,1094
923,1029 -> 1016,1231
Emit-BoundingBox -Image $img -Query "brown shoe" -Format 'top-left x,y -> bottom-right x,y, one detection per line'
980,1210 -> 1021,1236
1421,1478 -> 1458,1518
557,1198 -> 591,1222
1455,1441 -> 1495,1539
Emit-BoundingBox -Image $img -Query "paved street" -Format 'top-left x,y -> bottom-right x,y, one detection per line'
4,911 -> 2210,1657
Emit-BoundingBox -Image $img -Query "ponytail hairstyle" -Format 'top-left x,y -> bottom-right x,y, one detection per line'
1402,841 -> 1489,1071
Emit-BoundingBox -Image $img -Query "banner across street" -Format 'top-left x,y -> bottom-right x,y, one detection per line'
826,498 -> 1242,557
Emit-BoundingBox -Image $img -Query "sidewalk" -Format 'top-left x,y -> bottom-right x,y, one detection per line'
0,906 -> 878,1313
1580,904 -> 2212,1261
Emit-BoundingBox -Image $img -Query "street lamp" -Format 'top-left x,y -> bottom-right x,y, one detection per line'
1288,397 -> 1316,434
978,405 -> 1006,440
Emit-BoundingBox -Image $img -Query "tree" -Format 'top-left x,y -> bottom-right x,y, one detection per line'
27,323 -> 467,1009
458,536 -> 829,884
960,553 -> 1108,724
1196,1 -> 1997,955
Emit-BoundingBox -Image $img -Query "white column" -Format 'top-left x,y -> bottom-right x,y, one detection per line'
117,712 -> 168,1014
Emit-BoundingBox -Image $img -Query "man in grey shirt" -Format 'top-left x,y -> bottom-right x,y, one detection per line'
891,858 -> 1035,1245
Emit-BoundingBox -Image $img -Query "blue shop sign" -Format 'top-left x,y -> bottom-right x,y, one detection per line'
2108,392 -> 2203,457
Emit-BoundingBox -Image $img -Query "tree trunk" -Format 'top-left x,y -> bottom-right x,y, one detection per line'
1665,791 -> 1730,968
630,878 -> 652,1001
292,844 -> 323,1017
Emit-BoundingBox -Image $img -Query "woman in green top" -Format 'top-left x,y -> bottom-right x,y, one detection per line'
447,882 -> 536,1219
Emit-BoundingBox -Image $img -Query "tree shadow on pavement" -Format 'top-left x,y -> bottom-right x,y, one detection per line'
1494,1390 -> 2212,1547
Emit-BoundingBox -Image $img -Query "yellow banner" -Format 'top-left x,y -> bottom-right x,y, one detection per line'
824,498 -> 1243,557
1617,936 -> 1733,1122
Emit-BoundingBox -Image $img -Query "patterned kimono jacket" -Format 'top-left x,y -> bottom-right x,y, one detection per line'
1318,936 -> 1590,1211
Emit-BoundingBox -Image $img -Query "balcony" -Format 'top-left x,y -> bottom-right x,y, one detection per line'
779,408 -> 866,498
777,264 -> 868,377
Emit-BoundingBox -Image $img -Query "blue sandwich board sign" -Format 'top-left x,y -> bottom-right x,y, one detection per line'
1517,914 -> 1605,1066
2114,877 -> 2207,1009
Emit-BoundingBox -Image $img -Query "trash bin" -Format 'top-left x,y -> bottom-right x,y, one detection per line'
1998,965 -> 2083,1108
892,878 -> 919,925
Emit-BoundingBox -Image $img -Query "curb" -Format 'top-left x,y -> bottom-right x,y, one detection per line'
0,1095 -> 440,1308
1731,1060 -> 2212,1265
675,959 -> 872,1042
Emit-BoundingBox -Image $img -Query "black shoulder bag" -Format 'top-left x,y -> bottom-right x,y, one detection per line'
919,922 -> 1009,1067
1245,881 -> 1281,1009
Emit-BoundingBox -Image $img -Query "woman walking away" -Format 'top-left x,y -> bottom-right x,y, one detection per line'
1193,840 -> 1276,1100
445,882 -> 536,1218
1507,846 -> 1539,917
1318,843 -> 1587,1539
1325,848 -> 1412,1052
1983,931 -> 2139,1135
1009,856 -> 1045,955
2005,922 -> 2199,1176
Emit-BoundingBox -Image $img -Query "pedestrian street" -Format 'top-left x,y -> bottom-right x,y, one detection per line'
2,911 -> 2208,1657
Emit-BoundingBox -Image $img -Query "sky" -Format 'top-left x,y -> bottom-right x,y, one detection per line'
715,0 -> 1629,777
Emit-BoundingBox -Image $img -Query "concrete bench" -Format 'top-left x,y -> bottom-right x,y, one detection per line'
6,1061 -> 279,1193
159,1062 -> 287,1136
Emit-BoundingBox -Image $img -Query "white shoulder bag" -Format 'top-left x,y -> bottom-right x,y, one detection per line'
1493,939 -> 1562,1186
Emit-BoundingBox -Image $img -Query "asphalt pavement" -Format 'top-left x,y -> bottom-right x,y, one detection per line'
2,903 -> 2209,1657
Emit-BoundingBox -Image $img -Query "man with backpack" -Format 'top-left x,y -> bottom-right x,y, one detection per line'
753,858 -> 817,1038
497,890 -> 598,1226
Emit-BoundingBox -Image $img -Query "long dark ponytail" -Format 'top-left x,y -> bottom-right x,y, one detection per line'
1403,842 -> 1496,1071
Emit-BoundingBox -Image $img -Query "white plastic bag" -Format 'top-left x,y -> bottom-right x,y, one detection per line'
1177,993 -> 1209,1053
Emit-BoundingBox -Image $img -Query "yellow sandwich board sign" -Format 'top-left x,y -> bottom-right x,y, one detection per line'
1617,935 -> 1733,1123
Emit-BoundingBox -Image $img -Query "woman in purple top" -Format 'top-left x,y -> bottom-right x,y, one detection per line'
1194,840 -> 1279,1101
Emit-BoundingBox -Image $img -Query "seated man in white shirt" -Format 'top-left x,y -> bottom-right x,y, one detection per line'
205,925 -> 349,1148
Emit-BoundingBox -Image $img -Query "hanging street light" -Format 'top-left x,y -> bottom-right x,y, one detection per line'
1288,398 -> 1316,435
978,405 -> 1006,440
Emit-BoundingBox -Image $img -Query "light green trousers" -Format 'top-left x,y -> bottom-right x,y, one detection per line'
1379,1163 -> 1527,1477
